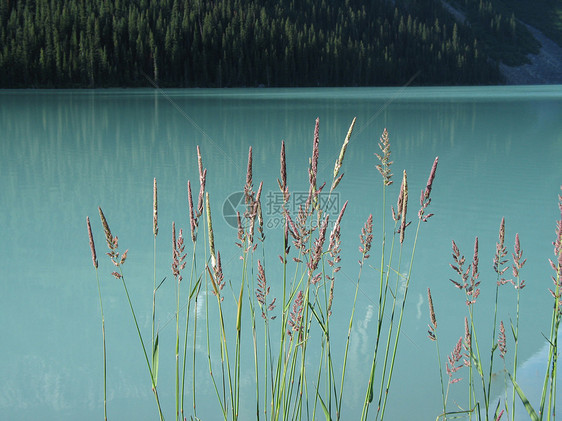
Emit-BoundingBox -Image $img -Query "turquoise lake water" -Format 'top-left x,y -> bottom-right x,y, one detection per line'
0,86 -> 561,420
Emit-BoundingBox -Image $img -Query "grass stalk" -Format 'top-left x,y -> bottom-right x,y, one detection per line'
379,219 -> 420,420
96,269 -> 107,421
97,207 -> 164,420
337,252 -> 366,418
120,268 -> 165,420
511,280 -> 521,420
192,279 -> 201,416
180,242 -> 199,419
428,290 -> 446,416
87,216 -> 107,421
152,177 -> 158,398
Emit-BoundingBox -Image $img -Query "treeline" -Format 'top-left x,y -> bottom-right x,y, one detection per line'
0,0 -> 507,88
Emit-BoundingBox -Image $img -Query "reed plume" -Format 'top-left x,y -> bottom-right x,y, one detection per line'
494,217 -> 509,284
171,223 -> 186,282
197,146 -> 206,217
247,201 -> 258,246
375,128 -> 393,186
206,192 -> 216,269
98,206 -> 126,274
399,170 -> 408,244
256,260 -> 268,308
446,337 -> 464,384
235,211 -> 244,246
358,214 -> 373,261
310,117 -> 320,191
245,146 -> 254,204
278,140 -> 287,191
326,201 -> 348,316
511,233 -> 526,285
287,291 -> 304,340
286,204 -> 313,254
98,206 -> 113,251
423,156 -> 438,201
427,288 -> 437,341
213,251 -> 225,296
256,181 -> 264,240
308,214 -> 329,282
187,180 -> 196,242
331,117 -> 356,191
450,240 -> 469,291
328,201 -> 348,271
87,216 -> 98,269
419,157 -> 438,221
498,321 -> 507,358
466,237 -> 480,305
256,260 -> 276,319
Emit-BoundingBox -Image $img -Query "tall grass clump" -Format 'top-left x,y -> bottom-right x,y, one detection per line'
97,206 -> 165,420
428,186 -> 562,421
87,117 -> 441,420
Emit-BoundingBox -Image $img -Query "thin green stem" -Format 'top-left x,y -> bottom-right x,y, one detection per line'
434,334 -> 446,416
511,284 -> 521,421
375,242 -> 404,419
337,257 -> 364,418
94,268 -> 107,421
192,281 -> 201,417
546,317 -> 559,420
152,236 -> 157,371
487,284 -> 500,418
181,242 -> 198,419
119,269 -> 165,421
361,225 -> 397,421
176,273 -> 180,421
467,303 -> 488,419
379,219 -> 421,420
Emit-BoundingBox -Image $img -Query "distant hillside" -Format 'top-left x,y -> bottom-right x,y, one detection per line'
0,0 -> 553,87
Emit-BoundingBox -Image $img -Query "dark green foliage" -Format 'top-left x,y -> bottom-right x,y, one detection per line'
0,0 -> 508,87
494,0 -> 562,49
449,0 -> 541,66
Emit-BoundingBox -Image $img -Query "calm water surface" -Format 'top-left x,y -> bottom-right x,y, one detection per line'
1,87 -> 561,420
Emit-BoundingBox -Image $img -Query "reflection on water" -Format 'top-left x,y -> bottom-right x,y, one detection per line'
0,87 -> 560,419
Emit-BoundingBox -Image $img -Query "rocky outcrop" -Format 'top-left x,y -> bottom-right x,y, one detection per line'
441,0 -> 562,85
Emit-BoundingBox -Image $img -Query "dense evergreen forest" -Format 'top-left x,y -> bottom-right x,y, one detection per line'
0,0 -> 541,87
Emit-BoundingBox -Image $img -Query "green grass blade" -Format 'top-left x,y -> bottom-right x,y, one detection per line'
308,302 -> 327,335
189,276 -> 202,300
316,391 -> 332,421
153,332 -> 160,387
508,372 -> 539,421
